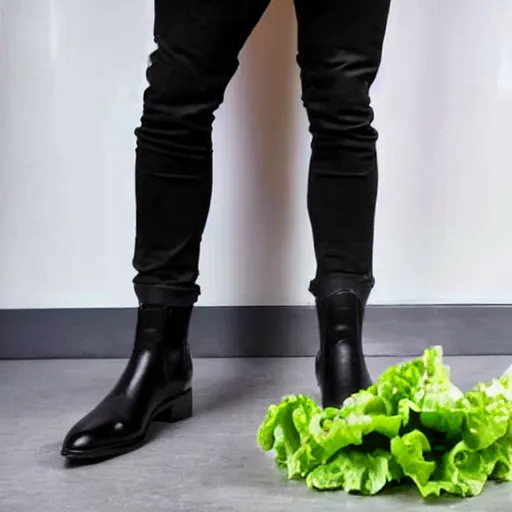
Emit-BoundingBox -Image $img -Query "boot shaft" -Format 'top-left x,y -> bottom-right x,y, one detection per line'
315,275 -> 374,408
315,274 -> 373,350
117,305 -> 193,393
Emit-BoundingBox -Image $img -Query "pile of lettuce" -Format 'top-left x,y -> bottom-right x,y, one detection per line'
257,346 -> 512,498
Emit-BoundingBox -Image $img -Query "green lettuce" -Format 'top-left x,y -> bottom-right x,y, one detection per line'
306,448 -> 403,495
257,395 -> 321,478
257,346 -> 512,498
458,372 -> 512,451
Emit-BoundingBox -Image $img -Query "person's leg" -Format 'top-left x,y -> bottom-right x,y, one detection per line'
134,0 -> 270,306
294,0 -> 391,407
61,0 -> 271,461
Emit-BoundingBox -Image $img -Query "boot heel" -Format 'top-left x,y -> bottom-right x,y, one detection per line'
154,389 -> 193,424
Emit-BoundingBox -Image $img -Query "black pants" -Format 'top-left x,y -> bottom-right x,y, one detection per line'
133,0 -> 391,306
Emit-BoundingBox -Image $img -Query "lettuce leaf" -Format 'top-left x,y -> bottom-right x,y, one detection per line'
458,372 -> 512,451
257,395 -> 321,478
415,441 -> 499,498
378,346 -> 464,437
307,405 -> 402,461
306,448 -> 403,495
390,432 -> 492,497
390,430 -> 436,486
489,437 -> 512,481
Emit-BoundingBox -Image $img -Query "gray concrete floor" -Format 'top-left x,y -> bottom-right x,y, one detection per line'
1,356 -> 512,512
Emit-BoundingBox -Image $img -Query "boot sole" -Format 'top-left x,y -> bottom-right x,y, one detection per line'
61,388 -> 193,462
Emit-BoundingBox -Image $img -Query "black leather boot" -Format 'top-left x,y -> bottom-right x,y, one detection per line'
61,305 -> 193,461
315,276 -> 373,409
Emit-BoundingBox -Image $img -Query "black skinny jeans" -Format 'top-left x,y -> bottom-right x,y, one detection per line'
133,0 -> 391,306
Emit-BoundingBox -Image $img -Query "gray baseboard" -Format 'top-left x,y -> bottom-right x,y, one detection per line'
1,305 -> 511,359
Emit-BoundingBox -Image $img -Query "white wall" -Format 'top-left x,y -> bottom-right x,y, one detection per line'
1,0 -> 512,309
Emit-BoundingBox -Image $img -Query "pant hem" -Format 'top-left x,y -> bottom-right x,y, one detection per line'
134,283 -> 200,307
309,273 -> 375,301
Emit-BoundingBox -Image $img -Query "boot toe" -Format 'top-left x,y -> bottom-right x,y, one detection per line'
62,433 -> 94,453
61,418 -> 133,459
61,426 -> 107,457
